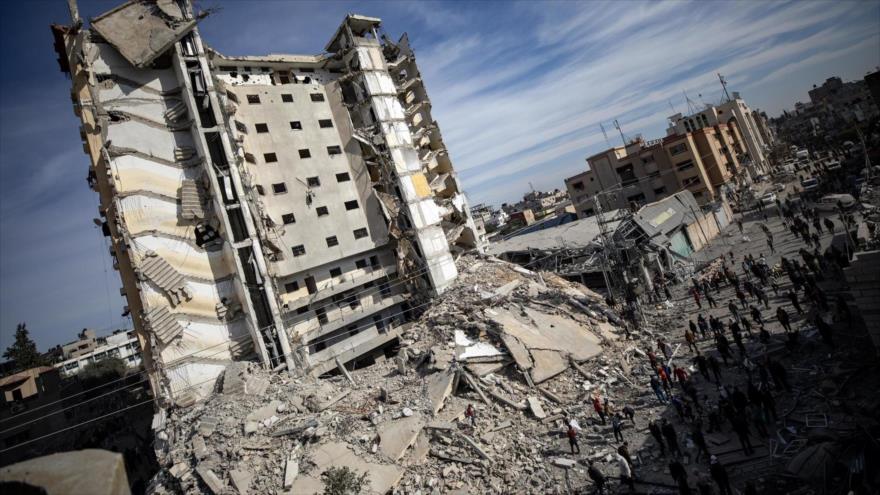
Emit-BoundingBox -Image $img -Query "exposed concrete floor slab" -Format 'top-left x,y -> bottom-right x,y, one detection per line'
290,441 -> 404,494
378,414 -> 424,461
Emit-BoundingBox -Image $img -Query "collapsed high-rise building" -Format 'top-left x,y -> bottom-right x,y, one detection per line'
51,0 -> 481,406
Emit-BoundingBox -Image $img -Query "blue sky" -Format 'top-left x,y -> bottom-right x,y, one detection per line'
1,0 -> 878,351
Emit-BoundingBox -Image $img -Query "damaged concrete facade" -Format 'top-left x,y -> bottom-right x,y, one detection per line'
52,1 -> 480,406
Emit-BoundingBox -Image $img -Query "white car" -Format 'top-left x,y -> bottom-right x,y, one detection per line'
811,194 -> 856,212
761,192 -> 777,205
775,183 -> 786,193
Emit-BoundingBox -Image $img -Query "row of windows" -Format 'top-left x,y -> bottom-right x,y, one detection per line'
246,93 -> 324,104
289,228 -> 370,258
283,255 -> 381,294
253,119 -> 333,134
256,146 -> 342,164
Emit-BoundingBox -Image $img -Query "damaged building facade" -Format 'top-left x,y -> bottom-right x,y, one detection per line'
51,0 -> 480,406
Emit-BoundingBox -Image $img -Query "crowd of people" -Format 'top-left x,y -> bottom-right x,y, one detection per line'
564,198 -> 851,494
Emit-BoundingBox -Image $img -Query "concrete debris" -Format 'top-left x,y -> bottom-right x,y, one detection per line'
148,254 -> 637,494
136,251 -> 192,307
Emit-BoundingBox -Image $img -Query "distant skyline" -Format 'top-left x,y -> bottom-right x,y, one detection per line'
1,0 -> 878,351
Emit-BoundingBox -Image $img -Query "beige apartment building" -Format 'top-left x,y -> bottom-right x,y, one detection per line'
565,120 -> 746,217
52,0 -> 480,405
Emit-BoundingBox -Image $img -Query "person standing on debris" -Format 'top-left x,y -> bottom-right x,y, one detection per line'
662,419 -> 681,457
749,305 -> 763,326
592,395 -> 606,424
567,422 -> 581,454
622,404 -> 635,424
727,300 -> 740,324
710,456 -> 733,495
616,450 -> 635,491
685,327 -> 699,354
705,290 -> 717,308
766,236 -> 775,254
776,306 -> 793,333
697,314 -> 709,338
650,375 -> 668,403
787,290 -> 803,314
657,366 -> 673,397
692,287 -> 702,309
673,365 -> 689,388
668,458 -> 692,494
612,413 -> 624,443
737,218 -> 743,234
648,419 -> 666,455
618,441 -> 634,469
588,460 -> 607,494
647,349 -> 659,370
465,403 -> 476,427
714,333 -> 733,365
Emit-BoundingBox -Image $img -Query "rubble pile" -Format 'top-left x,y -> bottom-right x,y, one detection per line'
148,255 -> 665,494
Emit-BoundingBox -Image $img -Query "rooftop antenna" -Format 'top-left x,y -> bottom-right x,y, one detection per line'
683,90 -> 698,115
613,119 -> 627,146
599,123 -> 611,147
718,73 -> 732,103
667,99 -> 678,115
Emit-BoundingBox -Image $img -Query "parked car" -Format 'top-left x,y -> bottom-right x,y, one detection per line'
775,183 -> 786,193
761,192 -> 777,205
800,177 -> 819,192
810,193 -> 856,212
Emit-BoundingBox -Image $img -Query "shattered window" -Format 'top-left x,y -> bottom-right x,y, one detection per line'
353,228 -> 368,239
327,145 -> 342,156
307,176 -> 321,187
272,182 -> 287,194
291,244 -> 306,256
255,123 -> 269,133
344,200 -> 359,211
284,281 -> 299,292
319,119 -> 334,128
299,149 -> 311,159
336,172 -> 350,182
282,213 -> 295,224
310,93 -> 325,102
326,236 -> 339,248
329,267 -> 342,277
316,206 -> 329,217
290,121 -> 302,130
247,94 -> 261,104
281,94 -> 293,103
264,153 -> 278,163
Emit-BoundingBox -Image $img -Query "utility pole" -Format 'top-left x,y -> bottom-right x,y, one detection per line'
594,194 -> 614,301
600,123 -> 611,148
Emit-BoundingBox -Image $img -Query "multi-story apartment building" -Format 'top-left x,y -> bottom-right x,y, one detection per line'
55,330 -> 143,377
564,123 -> 744,218
667,94 -> 768,177
52,0 -> 479,406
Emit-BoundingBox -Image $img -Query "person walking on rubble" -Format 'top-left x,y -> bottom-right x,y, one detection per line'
662,419 -> 681,457
465,403 -> 476,427
651,375 -> 668,403
697,314 -> 709,338
787,289 -> 803,315
588,460 -> 607,494
612,413 -> 624,442
649,419 -> 666,454
685,327 -> 699,354
592,394 -> 606,424
622,404 -> 635,424
567,422 -> 581,454
692,287 -> 702,309
616,450 -> 635,492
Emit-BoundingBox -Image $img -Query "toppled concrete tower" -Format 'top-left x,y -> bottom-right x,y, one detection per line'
51,0 -> 482,406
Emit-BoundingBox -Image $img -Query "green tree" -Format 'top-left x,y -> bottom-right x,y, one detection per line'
321,466 -> 369,495
79,356 -> 127,383
3,323 -> 44,370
